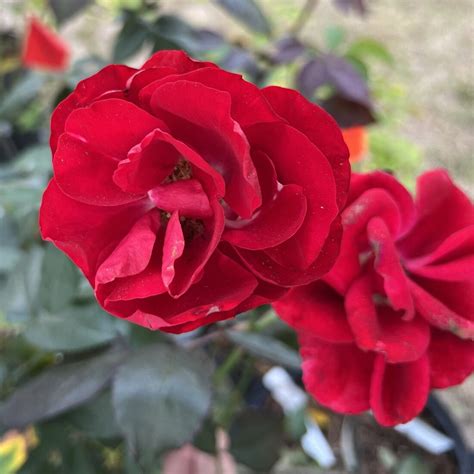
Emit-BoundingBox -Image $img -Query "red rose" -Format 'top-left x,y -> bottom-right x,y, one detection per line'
274,170 -> 474,425
40,50 -> 349,333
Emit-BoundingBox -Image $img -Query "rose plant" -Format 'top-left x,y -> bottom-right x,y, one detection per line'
39,50 -> 350,333
274,169 -> 474,425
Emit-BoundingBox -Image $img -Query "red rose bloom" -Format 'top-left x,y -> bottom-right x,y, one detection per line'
274,170 -> 474,425
40,50 -> 349,333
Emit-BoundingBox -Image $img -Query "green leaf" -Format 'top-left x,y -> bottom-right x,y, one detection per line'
39,245 -> 80,313
0,346 -> 127,428
346,38 -> 393,64
229,409 -> 284,472
23,305 -> 125,352
216,0 -> 271,35
48,0 -> 92,24
396,454 -> 432,474
0,73 -> 47,121
325,25 -> 346,51
66,391 -> 121,439
112,344 -> 213,468
113,13 -> 150,62
226,330 -> 301,369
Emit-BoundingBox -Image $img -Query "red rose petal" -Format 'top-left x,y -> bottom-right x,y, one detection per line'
149,180 -> 213,219
114,251 -> 258,331
326,187 -> 406,295
252,150 -> 278,203
345,272 -> 430,363
370,354 -> 430,426
168,200 -> 225,298
245,122 -> 338,269
53,133 -> 142,206
273,281 -> 353,343
51,64 -> 136,153
65,98 -> 166,159
150,80 -> 261,218
428,329 -> 474,388
408,279 -> 474,339
398,169 -> 474,258
141,50 -> 217,72
223,184 -> 307,250
236,216 -> 343,287
404,226 -> 474,281
262,86 -> 350,210
300,336 -> 374,414
40,180 -> 148,282
367,217 -> 414,319
162,210 -> 185,289
95,210 -> 159,285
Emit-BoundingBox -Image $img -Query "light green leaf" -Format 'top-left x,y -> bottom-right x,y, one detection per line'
346,38 -> 393,64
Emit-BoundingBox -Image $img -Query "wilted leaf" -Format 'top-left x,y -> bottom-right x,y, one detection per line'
272,36 -> 305,64
39,245 -> 80,313
296,58 -> 329,98
216,0 -> 271,35
226,330 -> 301,370
23,305 -> 124,352
112,344 -> 214,468
229,410 -> 283,472
0,346 -> 127,428
48,0 -> 92,24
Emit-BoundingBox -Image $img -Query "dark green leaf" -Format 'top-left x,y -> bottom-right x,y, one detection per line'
193,418 -> 217,455
297,58 -> 329,98
113,13 -> 150,62
23,305 -> 125,352
39,245 -> 80,313
67,391 -> 121,439
153,15 -> 224,54
216,0 -> 271,35
48,0 -> 92,24
272,36 -> 305,64
0,346 -> 127,428
333,0 -> 367,15
112,344 -> 213,467
226,330 -> 301,369
229,409 -> 284,472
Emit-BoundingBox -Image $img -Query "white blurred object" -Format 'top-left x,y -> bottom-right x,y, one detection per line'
395,418 -> 455,455
263,366 -> 336,469
262,366 -> 307,413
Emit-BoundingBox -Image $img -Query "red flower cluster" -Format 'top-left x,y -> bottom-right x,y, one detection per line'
40,51 -> 349,333
274,170 -> 474,425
